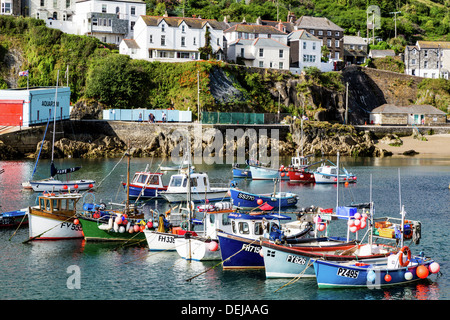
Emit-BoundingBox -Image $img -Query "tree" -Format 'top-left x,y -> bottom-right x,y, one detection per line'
85,55 -> 149,109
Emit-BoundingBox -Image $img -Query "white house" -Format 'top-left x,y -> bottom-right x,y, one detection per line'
41,0 -> 145,45
287,29 -> 321,73
120,15 -> 226,62
1,0 -> 20,15
227,38 -> 290,70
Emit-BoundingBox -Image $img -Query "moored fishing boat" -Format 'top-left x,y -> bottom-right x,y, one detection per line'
312,250 -> 439,288
217,211 -> 309,269
229,187 -> 298,209
27,192 -> 83,240
122,171 -> 167,199
313,161 -> 357,184
312,204 -> 439,288
175,202 -> 234,261
160,172 -> 229,203
77,201 -> 147,243
249,165 -> 289,180
232,163 -> 252,178
0,208 -> 29,228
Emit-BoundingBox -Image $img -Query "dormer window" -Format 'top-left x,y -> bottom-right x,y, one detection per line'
182,25 -> 185,33
161,24 -> 165,32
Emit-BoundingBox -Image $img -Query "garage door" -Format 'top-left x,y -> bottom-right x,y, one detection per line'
0,100 -> 24,126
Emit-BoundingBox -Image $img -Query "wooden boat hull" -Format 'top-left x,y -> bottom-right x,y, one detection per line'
313,256 -> 434,288
217,231 -> 264,269
144,230 -> 185,251
161,189 -> 230,203
287,169 -> 315,183
30,179 -> 95,192
124,183 -> 167,199
229,188 -> 298,209
28,211 -> 83,240
0,208 -> 29,228
261,241 -> 392,279
175,237 -> 221,261
232,167 -> 252,178
77,216 -> 146,243
249,166 -> 289,180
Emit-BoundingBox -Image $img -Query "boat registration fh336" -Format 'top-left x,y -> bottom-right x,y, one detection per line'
337,267 -> 359,279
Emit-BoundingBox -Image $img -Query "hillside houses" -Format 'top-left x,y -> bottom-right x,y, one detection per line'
405,41 -> 450,80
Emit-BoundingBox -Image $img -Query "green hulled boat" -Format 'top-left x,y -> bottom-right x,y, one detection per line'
77,212 -> 147,243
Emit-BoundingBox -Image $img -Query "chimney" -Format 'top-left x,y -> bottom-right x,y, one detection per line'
287,11 -> 296,23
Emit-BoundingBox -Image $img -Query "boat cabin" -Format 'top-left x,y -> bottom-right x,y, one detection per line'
167,172 -> 211,193
290,155 -> 311,169
131,172 -> 165,188
228,212 -> 291,240
35,193 -> 82,216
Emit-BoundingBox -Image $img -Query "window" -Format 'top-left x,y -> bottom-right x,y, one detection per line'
254,222 -> 263,235
238,32 -> 242,38
424,50 -> 428,57
411,59 -> 416,64
279,62 -> 284,69
170,176 -> 183,187
149,35 -> 153,43
327,39 -> 331,47
335,31 -> 340,37
424,61 -> 428,68
259,61 -> 264,68
313,42 -> 316,50
66,0 -> 70,9
259,48 -> 264,57
92,18 -> 98,26
303,42 -> 307,50
310,29 -> 315,35
131,21 -> 135,31
131,6 -> 135,16
279,50 -> 284,58
102,5 -> 106,13
217,38 -> 220,46
193,37 -> 196,45
240,48 -> 244,57
318,30 -> 323,35
161,35 -> 165,46
40,0 -> 45,7
335,40 -> 339,47
335,52 -> 339,59
161,24 -> 165,32
327,31 -> 331,36
182,25 -> 185,33
181,36 -> 185,46
238,222 -> 249,235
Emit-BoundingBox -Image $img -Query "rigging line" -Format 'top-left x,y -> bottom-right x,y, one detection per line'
8,211 -> 28,241
31,116 -> 52,180
185,237 -> 261,282
22,213 -> 78,244
274,259 -> 314,293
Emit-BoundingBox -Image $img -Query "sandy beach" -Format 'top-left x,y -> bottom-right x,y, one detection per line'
375,133 -> 450,156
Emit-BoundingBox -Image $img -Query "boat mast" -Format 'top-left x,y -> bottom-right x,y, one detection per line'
51,70 -> 59,164
126,141 -> 131,214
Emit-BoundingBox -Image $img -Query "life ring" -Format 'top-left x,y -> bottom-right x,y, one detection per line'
398,246 -> 411,267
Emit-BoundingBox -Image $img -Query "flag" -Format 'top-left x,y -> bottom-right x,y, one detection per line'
19,70 -> 29,77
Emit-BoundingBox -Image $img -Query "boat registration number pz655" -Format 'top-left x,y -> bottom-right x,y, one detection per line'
337,267 -> 359,279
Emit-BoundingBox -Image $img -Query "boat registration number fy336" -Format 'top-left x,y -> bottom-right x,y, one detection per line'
337,267 -> 359,279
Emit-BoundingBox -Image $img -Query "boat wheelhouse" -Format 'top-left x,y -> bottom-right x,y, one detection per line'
123,171 -> 167,199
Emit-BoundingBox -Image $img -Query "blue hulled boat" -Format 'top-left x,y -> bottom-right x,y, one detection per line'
249,165 -> 289,180
122,171 -> 167,199
229,188 -> 298,209
232,164 -> 252,178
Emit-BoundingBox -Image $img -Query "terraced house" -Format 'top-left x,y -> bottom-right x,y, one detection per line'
120,15 -> 227,62
405,41 -> 450,79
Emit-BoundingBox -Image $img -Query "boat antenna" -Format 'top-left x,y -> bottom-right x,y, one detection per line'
398,168 -> 402,212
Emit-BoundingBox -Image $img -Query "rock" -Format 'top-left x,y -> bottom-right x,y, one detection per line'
403,149 -> 419,156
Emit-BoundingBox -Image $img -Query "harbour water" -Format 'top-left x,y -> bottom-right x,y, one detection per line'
0,155 -> 448,302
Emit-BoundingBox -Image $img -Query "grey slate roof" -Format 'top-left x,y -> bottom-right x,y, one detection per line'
372,104 -> 446,115
294,16 -> 344,32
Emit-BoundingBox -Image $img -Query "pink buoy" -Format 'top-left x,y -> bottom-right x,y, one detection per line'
208,241 -> 219,252
147,221 -> 153,229
350,226 -> 358,233
129,227 -> 134,233
416,265 -> 429,279
354,219 -> 361,227
134,225 -> 140,232
115,216 -> 122,225
360,220 -> 367,229
347,220 -> 354,227
74,184 -> 79,189
257,199 -> 263,205
354,212 -> 361,220
89,184 -> 94,188
384,274 -> 392,282
429,262 -> 440,274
